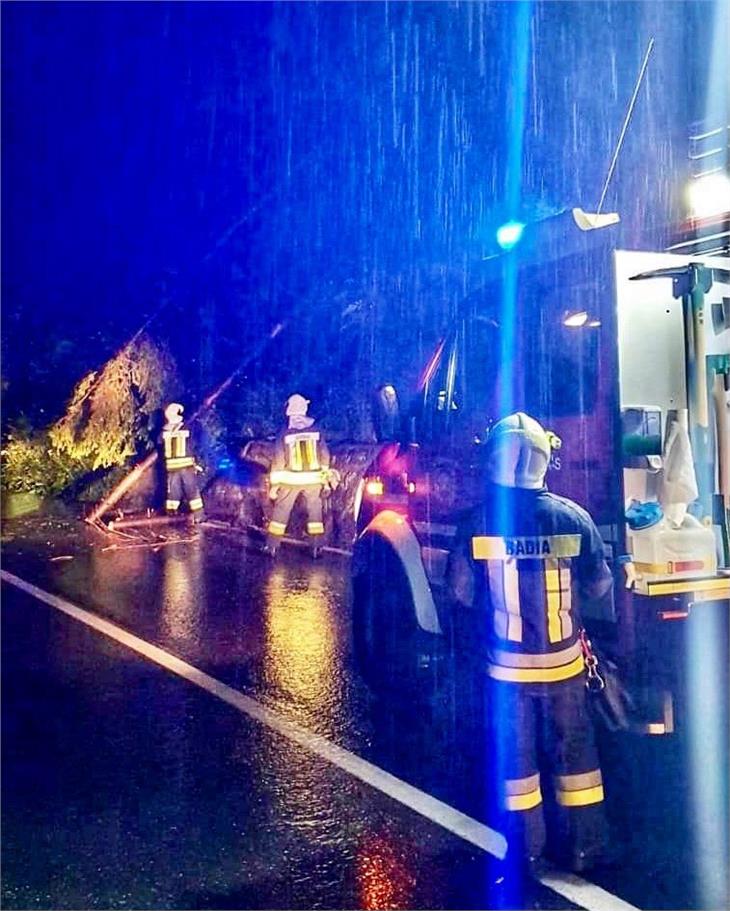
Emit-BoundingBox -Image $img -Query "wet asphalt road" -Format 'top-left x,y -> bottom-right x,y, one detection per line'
2,519 -> 728,910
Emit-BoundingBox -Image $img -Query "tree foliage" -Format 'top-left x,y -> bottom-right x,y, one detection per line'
49,334 -> 177,470
2,335 -> 178,497
1,423 -> 77,496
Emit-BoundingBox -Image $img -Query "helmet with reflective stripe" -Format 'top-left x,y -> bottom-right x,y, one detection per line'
285,393 -> 310,417
483,412 -> 551,489
164,402 -> 184,425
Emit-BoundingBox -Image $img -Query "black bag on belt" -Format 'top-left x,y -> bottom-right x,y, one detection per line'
580,629 -> 635,732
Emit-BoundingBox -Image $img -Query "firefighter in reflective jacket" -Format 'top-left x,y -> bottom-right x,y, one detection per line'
265,394 -> 330,557
161,402 -> 205,521
447,412 -> 612,873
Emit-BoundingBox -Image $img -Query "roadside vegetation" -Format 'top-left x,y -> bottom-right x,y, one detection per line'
1,335 -> 178,503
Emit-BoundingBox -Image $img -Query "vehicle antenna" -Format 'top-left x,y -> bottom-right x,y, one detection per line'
595,37 -> 655,216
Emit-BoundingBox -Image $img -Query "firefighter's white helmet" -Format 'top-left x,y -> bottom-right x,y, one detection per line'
483,412 -> 551,489
164,402 -> 184,425
285,393 -> 310,417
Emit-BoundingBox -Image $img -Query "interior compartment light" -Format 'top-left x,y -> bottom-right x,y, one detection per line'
686,172 -> 730,220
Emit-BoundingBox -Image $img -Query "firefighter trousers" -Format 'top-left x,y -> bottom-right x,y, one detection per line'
489,674 -> 608,867
267,485 -> 325,546
166,467 -> 204,517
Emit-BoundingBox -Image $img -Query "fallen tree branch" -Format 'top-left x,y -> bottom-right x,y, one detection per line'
86,322 -> 284,526
100,535 -> 197,553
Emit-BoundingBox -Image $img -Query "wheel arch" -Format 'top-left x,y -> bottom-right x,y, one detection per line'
354,509 -> 442,634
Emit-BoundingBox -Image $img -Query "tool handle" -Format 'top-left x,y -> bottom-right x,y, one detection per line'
693,304 -> 709,428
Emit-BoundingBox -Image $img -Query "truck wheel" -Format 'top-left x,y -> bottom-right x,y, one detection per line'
352,538 -> 437,695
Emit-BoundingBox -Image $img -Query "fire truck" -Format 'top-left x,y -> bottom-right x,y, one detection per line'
352,209 -> 730,733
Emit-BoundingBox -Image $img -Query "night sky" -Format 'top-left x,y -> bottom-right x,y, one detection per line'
1,0 -> 718,428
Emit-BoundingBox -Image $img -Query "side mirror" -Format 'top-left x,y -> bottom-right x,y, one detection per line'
372,384 -> 401,442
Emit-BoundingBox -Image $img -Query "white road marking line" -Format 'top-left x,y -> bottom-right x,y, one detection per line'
537,871 -> 640,911
1,570 -> 505,859
2,569 -> 640,911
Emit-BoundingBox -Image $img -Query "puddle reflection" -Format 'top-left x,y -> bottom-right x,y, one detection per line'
356,831 -> 416,910
159,541 -> 205,644
263,566 -> 337,717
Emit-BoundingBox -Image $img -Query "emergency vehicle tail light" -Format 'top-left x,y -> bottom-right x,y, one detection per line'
365,479 -> 384,496
658,608 -> 690,621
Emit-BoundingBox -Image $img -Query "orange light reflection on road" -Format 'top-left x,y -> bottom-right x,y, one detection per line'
264,567 -> 335,710
356,833 -> 416,910
160,542 -> 204,643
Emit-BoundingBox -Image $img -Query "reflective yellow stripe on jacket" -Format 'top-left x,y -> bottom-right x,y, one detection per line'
166,456 -> 195,470
487,640 -> 584,683
163,429 -> 193,470
472,534 -> 581,560
284,432 -> 321,472
270,469 -> 323,486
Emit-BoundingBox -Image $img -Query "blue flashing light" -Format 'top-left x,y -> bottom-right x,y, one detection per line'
496,220 -> 525,250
